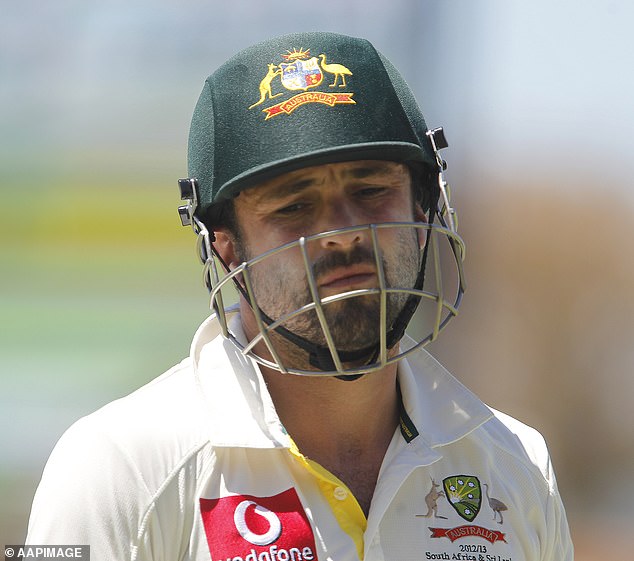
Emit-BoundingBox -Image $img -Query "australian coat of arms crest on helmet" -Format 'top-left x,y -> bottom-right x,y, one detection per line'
249,47 -> 355,120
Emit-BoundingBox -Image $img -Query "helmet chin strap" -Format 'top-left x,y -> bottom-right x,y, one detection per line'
210,216 -> 433,380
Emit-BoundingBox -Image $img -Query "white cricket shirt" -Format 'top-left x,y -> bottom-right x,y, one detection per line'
27,313 -> 573,560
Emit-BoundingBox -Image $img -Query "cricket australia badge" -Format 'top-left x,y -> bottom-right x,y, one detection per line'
419,474 -> 509,546
443,475 -> 482,522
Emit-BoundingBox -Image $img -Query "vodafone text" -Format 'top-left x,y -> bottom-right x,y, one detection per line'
219,545 -> 315,561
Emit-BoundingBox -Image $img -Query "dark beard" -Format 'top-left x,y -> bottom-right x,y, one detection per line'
295,245 -> 387,351
239,228 -> 420,354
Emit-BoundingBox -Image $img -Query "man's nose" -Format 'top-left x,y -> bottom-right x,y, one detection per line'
316,202 -> 368,250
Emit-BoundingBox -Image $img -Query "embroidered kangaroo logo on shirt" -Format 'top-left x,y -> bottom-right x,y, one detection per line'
416,478 -> 448,519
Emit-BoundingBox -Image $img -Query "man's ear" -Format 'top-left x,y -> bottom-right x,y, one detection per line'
414,203 -> 428,248
212,228 -> 240,271
414,202 -> 428,223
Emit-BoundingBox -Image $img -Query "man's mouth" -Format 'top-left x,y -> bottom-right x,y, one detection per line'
317,265 -> 377,291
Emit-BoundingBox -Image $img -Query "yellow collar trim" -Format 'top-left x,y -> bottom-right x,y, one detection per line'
289,439 -> 366,559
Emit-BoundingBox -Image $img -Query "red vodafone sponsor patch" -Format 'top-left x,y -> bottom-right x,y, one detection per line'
200,488 -> 318,561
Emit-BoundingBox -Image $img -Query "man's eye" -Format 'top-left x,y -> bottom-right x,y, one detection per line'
276,202 -> 307,215
357,186 -> 387,198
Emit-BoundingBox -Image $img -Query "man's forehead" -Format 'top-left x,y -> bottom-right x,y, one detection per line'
238,160 -> 411,203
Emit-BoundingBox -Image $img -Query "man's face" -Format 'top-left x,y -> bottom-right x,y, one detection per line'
225,160 -> 424,363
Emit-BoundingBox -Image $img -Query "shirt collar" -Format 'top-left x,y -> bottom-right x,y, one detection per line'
190,314 -> 492,450
191,311 -> 290,449
396,335 -> 493,449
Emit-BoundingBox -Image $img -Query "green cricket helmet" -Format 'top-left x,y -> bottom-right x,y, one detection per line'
178,31 -> 465,378
184,31 -> 441,226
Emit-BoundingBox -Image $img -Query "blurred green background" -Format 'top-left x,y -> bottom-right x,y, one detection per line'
2,2 -> 633,559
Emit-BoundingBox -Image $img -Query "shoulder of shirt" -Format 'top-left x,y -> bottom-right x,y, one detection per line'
49,356 -> 213,496
476,407 -> 556,491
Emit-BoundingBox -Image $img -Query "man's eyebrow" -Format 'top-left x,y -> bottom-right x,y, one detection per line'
251,162 -> 403,203
260,177 -> 318,202
343,162 -> 399,179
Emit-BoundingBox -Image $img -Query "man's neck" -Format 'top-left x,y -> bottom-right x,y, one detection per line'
260,362 -> 400,515
240,301 -> 401,513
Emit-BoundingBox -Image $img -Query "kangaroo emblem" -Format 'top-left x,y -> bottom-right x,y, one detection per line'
416,478 -> 448,519
249,64 -> 282,109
